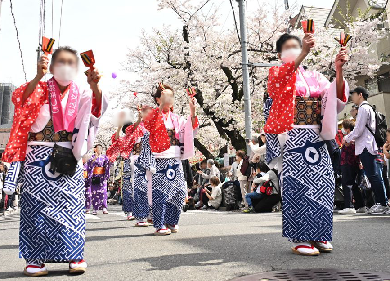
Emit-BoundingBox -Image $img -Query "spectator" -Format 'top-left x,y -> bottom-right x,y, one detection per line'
382,129 -> 390,160
228,159 -> 239,181
248,134 -> 266,162
197,159 -> 220,180
243,161 -> 269,213
194,160 -> 210,187
338,120 -> 366,214
236,150 -> 250,208
201,176 -> 222,210
343,87 -> 388,214
350,105 -> 358,120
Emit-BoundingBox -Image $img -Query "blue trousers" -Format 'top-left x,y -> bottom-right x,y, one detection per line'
360,149 -> 387,206
245,192 -> 264,207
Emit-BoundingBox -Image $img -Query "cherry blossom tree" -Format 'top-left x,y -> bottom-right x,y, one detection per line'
105,0 -> 385,158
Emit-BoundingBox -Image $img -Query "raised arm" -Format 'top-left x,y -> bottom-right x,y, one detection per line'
294,34 -> 314,71
335,47 -> 348,101
22,54 -> 49,104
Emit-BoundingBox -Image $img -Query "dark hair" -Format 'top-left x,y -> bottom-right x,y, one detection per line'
342,119 -> 355,131
200,159 -> 207,165
210,176 -> 220,186
153,84 -> 174,104
256,161 -> 270,173
94,144 -> 103,149
51,46 -> 78,63
236,150 -> 246,159
122,122 -> 133,134
276,33 -> 302,53
351,87 -> 369,100
387,128 -> 390,134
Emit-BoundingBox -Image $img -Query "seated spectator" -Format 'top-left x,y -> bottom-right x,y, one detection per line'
338,119 -> 366,214
245,167 -> 280,213
243,162 -> 269,213
201,176 -> 222,210
197,159 -> 220,180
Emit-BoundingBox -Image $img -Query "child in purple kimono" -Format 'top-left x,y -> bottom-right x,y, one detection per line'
87,144 -> 110,215
83,155 -> 92,213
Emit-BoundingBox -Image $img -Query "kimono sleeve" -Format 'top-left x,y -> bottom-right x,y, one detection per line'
106,133 -> 123,162
317,72 -> 349,140
103,156 -> 111,182
143,108 -> 170,153
267,61 -> 295,99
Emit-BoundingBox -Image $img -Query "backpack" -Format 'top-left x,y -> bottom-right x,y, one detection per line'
364,104 -> 387,148
222,181 -> 239,210
240,156 -> 252,178
259,169 -> 279,196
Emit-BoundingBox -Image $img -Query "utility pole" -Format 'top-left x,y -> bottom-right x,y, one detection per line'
0,0 -> 3,32
236,0 -> 252,153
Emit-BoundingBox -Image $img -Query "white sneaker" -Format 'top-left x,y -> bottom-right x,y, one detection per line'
338,208 -> 356,215
291,242 -> 320,256
102,208 -> 108,214
368,204 -> 387,215
24,262 -> 48,277
356,207 -> 368,214
69,259 -> 87,274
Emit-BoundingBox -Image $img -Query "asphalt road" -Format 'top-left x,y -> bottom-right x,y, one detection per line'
0,206 -> 389,281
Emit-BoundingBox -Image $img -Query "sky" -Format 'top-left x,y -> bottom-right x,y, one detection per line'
0,0 -> 335,90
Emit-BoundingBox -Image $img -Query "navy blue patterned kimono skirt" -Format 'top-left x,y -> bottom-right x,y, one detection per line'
282,128 -> 335,242
122,158 -> 133,214
19,145 -> 85,262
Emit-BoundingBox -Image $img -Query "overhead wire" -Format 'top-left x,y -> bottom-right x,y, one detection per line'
229,0 -> 241,43
58,0 -> 64,47
9,0 -> 27,82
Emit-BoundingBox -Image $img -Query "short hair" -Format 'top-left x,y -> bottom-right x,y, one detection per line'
276,33 -> 302,53
153,84 -> 174,104
210,176 -> 220,186
51,46 -> 78,64
207,159 -> 214,166
256,161 -> 270,173
251,136 -> 259,144
351,87 -> 369,100
236,150 -> 246,159
122,122 -> 133,134
200,159 -> 207,165
342,119 -> 355,131
94,144 -> 103,149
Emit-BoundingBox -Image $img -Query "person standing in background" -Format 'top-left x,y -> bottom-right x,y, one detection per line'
87,144 -> 110,215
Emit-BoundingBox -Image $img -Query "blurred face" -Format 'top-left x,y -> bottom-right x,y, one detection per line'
141,107 -> 152,120
200,162 -> 207,169
343,126 -> 351,135
157,89 -> 175,109
96,145 -> 102,154
50,51 -> 78,86
260,135 -> 266,143
278,38 -> 301,63
236,155 -> 242,162
50,50 -> 78,70
207,162 -> 212,168
0,164 -> 4,171
350,108 -> 358,118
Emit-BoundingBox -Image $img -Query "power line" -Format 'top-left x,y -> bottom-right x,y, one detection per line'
229,0 -> 240,43
51,0 -> 54,37
58,0 -> 64,47
9,0 -> 27,82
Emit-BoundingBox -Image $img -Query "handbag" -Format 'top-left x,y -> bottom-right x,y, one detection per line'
48,93 -> 77,176
260,180 -> 274,196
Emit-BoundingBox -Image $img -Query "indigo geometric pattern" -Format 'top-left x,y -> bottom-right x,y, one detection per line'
122,158 -> 133,214
133,132 -> 155,220
19,145 -> 85,262
264,98 -> 281,165
152,158 -> 186,229
281,129 -> 335,242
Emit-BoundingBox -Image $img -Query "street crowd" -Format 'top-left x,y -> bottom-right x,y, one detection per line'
1,28 -> 390,277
